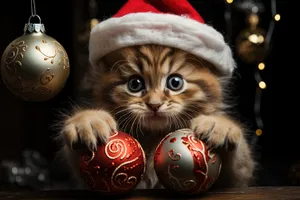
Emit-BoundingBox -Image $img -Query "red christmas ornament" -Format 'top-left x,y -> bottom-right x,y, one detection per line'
154,129 -> 222,195
79,131 -> 146,194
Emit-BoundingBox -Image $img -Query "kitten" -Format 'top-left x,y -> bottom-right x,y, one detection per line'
58,44 -> 255,189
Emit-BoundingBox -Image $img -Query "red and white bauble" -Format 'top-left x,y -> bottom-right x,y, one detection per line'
154,129 -> 222,195
79,131 -> 146,194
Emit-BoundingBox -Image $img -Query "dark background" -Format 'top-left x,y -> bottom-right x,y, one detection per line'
0,0 -> 298,190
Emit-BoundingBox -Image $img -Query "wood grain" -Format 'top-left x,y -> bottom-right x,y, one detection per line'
0,187 -> 300,200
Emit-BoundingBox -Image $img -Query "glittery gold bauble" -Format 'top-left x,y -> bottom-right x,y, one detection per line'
236,27 -> 266,64
1,22 -> 70,101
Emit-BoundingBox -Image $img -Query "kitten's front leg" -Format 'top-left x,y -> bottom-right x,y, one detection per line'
59,109 -> 117,188
190,114 -> 255,188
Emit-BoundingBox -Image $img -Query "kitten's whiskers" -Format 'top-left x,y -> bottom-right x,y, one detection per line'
120,112 -> 136,135
117,110 -> 134,131
114,107 -> 132,117
129,113 -> 140,140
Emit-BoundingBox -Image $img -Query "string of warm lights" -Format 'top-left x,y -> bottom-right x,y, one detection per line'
254,0 -> 279,137
224,0 -> 280,140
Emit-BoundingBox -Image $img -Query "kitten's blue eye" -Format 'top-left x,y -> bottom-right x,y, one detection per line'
167,75 -> 184,91
128,76 -> 145,92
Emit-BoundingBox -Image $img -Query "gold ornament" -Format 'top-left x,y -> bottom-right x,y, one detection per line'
1,15 -> 70,102
236,13 -> 266,64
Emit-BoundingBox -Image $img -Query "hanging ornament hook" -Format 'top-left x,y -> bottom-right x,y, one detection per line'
24,0 -> 45,33
28,15 -> 42,25
27,0 -> 42,24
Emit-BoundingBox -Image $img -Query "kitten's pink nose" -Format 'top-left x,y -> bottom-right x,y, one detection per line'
146,103 -> 162,112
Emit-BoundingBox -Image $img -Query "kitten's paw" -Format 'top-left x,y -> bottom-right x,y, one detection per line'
190,115 -> 242,151
61,109 -> 117,152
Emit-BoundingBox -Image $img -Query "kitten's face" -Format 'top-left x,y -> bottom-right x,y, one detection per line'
91,45 -> 223,133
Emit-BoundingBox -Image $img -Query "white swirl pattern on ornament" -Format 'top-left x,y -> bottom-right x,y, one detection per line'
105,139 -> 127,160
102,131 -> 141,190
111,157 -> 139,189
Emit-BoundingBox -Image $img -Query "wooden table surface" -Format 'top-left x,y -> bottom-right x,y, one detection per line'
0,187 -> 300,200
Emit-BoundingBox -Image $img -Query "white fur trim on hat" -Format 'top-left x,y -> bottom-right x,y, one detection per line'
89,12 -> 236,76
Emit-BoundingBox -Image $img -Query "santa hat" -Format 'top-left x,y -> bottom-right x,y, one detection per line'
89,0 -> 236,77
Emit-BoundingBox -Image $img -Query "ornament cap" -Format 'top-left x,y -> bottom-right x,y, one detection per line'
24,15 -> 45,34
23,23 -> 45,34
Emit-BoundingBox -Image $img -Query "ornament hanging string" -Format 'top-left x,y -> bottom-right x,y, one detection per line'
28,0 -> 41,24
253,0 -> 277,137
265,0 -> 277,53
31,0 -> 37,16
224,0 -> 279,144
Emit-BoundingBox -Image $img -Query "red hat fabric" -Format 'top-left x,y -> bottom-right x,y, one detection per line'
113,0 -> 205,23
89,0 -> 236,76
